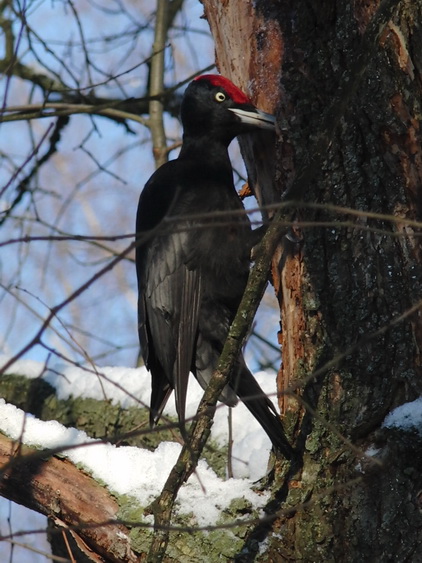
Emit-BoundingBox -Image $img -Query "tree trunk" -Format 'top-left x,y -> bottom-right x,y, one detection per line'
203,0 -> 422,560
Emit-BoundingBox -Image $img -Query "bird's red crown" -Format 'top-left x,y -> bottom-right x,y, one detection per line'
194,74 -> 251,105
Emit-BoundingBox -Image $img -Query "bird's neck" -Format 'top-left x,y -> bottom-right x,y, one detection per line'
178,135 -> 232,171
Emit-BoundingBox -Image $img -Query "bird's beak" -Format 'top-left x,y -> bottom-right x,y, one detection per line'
228,107 -> 275,130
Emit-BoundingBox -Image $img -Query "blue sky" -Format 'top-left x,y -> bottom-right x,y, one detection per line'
0,0 -> 215,368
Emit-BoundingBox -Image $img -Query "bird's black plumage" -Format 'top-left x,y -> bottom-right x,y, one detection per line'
136,75 -> 293,458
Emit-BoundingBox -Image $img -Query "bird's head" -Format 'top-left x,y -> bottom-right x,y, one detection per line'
180,74 -> 275,145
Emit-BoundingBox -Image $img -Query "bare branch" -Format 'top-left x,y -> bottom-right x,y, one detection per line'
146,206 -> 290,560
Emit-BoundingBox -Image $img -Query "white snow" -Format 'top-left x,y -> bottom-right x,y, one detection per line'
0,354 -> 276,479
383,397 -> 422,435
365,446 -> 381,457
0,400 -> 268,527
0,355 -> 281,529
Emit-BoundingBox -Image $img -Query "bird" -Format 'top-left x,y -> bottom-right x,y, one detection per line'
136,74 -> 293,459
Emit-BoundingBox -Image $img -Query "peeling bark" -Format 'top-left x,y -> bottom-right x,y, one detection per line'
0,434 -> 138,562
201,0 -> 283,209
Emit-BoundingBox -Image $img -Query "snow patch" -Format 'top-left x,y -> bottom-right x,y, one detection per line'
0,400 -> 268,527
0,355 -> 278,480
383,397 -> 422,436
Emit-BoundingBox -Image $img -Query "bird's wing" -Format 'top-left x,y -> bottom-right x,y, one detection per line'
175,260 -> 202,422
138,224 -> 202,425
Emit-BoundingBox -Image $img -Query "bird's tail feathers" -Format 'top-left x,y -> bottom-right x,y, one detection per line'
150,374 -> 172,426
231,366 -> 294,460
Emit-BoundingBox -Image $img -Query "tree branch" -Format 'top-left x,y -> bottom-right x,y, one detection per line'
149,0 -> 170,168
148,0 -> 185,168
0,434 -> 138,562
147,210 -> 291,560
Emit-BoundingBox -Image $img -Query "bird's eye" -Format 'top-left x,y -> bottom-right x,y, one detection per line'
215,91 -> 226,103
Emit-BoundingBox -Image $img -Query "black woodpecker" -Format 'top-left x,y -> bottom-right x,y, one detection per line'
136,75 -> 293,459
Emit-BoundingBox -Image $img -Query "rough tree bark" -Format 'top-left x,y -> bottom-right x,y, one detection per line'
202,0 -> 422,560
